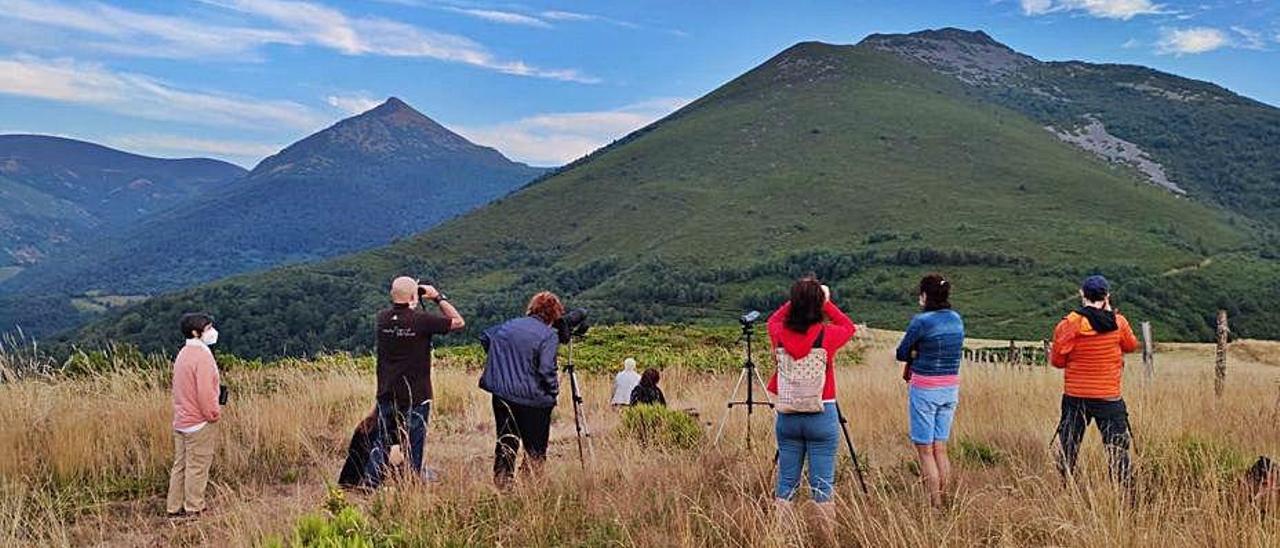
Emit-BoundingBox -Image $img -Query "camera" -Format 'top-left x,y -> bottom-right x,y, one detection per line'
740,310 -> 761,326
555,308 -> 590,344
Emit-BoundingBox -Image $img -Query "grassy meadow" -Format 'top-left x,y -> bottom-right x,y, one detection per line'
1,326 -> 1278,547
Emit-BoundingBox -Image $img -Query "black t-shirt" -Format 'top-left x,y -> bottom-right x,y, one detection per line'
376,303 -> 451,407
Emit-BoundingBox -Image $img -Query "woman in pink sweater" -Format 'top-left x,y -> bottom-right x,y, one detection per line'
166,313 -> 222,517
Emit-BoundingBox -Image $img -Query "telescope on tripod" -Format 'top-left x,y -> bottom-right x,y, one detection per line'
714,310 -> 774,449
556,308 -> 593,468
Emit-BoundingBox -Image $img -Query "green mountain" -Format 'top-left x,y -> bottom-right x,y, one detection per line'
0,135 -> 245,268
66,29 -> 1280,358
1,98 -> 546,338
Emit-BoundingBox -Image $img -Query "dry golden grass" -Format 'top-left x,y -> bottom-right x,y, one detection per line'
1,339 -> 1277,547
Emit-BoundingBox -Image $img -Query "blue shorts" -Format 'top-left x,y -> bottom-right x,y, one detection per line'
908,385 -> 959,445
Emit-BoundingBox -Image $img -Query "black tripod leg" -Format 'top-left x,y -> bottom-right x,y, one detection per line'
569,371 -> 586,469
835,403 -> 869,494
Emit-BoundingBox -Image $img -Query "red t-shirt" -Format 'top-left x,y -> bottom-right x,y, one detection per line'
766,300 -> 856,401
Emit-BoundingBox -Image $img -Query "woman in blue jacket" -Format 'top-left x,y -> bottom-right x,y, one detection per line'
895,273 -> 964,507
479,291 -> 563,488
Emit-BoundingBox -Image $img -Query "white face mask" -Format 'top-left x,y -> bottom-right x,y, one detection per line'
200,327 -> 219,346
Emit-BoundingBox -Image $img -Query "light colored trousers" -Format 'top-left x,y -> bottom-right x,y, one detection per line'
166,424 -> 217,514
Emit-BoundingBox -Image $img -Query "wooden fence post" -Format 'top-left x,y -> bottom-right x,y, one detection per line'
1141,321 -> 1154,381
1215,310 -> 1228,397
1008,340 -> 1018,366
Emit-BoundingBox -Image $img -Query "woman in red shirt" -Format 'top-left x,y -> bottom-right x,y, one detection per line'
767,276 -> 857,534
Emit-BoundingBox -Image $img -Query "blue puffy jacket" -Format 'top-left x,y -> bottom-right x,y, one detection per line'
478,316 -> 560,408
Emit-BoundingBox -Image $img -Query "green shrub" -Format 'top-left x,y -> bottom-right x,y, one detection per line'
954,438 -> 1006,467
266,486 -> 400,548
619,405 -> 703,450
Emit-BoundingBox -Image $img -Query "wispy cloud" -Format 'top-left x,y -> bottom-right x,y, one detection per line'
0,0 -> 595,83
104,134 -> 282,167
1156,26 -> 1229,54
0,0 -> 294,59
1229,26 -> 1267,49
1020,0 -> 1168,20
540,9 -> 639,28
326,93 -> 383,116
207,0 -> 597,82
0,55 -> 327,130
445,7 -> 551,28
455,98 -> 690,166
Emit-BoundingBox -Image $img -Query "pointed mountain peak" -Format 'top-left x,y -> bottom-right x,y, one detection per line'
249,96 -> 514,178
355,96 -> 446,130
858,27 -> 1037,85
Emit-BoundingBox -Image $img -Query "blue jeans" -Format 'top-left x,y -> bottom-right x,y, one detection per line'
908,385 -> 958,445
364,400 -> 430,488
775,402 -> 839,502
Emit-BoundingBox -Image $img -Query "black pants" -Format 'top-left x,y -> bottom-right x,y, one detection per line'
492,395 -> 553,486
1055,395 -> 1133,487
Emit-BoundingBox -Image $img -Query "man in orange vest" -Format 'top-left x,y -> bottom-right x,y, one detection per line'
1050,275 -> 1139,487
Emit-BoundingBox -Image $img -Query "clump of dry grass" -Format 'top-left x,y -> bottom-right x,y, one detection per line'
0,340 -> 1277,546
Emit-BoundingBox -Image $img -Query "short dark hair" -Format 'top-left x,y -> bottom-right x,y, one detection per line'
641,368 -> 660,387
785,275 -> 824,333
919,273 -> 951,311
179,313 -> 213,339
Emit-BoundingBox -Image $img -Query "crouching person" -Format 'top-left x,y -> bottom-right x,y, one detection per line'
479,291 -> 563,489
167,313 -> 223,518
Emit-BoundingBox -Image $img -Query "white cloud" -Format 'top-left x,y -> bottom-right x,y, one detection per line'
208,0 -> 597,82
326,93 -> 382,115
1020,0 -> 1166,20
1156,27 -> 1229,54
540,9 -> 639,28
1230,26 -> 1266,49
454,98 -> 690,166
445,7 -> 550,28
1122,37 -> 1141,48
0,0 -> 296,59
540,10 -> 595,22
0,55 -> 327,130
1020,0 -> 1055,15
104,134 -> 282,166
0,0 -> 595,83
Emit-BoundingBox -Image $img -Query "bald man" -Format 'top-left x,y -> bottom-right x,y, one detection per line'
365,276 -> 465,487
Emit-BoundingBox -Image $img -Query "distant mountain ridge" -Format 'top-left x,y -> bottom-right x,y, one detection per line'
0,135 -> 245,267
0,98 -> 546,337
862,28 -> 1280,221
65,29 -> 1280,358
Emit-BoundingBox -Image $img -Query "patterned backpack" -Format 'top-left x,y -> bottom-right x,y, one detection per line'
774,329 -> 827,414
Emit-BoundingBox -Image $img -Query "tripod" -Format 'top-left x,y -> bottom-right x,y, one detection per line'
714,320 -> 775,449
563,334 -> 593,468
835,402 -> 870,494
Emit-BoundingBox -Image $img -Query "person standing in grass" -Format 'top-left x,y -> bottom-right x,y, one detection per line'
766,276 -> 856,539
479,291 -> 564,488
1050,275 -> 1139,488
166,312 -> 223,518
365,277 -> 465,488
895,273 -> 964,508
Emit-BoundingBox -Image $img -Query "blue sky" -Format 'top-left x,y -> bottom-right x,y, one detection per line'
0,0 -> 1276,168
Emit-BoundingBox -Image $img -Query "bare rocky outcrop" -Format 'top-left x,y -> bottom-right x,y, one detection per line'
860,28 -> 1037,85
1047,116 -> 1185,195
